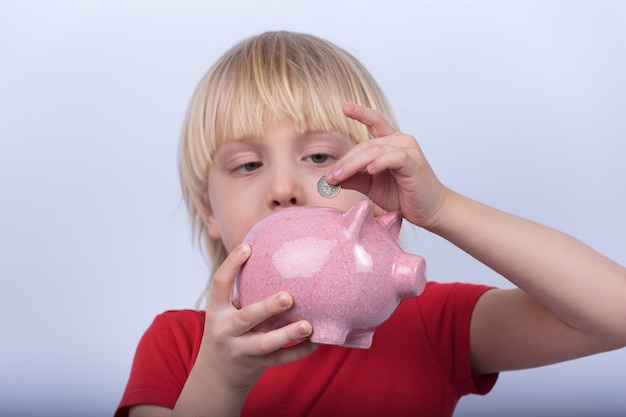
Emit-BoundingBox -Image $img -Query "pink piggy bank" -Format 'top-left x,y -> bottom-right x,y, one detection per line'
236,200 -> 427,349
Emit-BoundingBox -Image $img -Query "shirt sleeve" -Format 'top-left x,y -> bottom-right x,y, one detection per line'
417,282 -> 499,396
114,310 -> 204,417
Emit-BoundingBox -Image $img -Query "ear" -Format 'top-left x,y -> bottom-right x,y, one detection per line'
376,210 -> 403,239
342,200 -> 371,239
205,211 -> 222,241
195,195 -> 221,240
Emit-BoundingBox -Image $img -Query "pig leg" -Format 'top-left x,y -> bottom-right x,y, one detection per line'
343,329 -> 375,349
310,321 -> 350,346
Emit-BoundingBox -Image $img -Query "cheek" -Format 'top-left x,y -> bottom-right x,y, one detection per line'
214,210 -> 260,253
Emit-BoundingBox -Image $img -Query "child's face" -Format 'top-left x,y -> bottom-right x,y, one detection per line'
205,124 -> 369,252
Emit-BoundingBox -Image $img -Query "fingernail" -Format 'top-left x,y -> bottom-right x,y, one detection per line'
344,102 -> 356,112
237,243 -> 251,256
277,293 -> 291,308
329,166 -> 342,181
297,322 -> 312,337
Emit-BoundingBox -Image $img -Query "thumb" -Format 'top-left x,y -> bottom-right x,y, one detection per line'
331,170 -> 372,197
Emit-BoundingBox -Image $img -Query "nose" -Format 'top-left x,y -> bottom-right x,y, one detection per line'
268,172 -> 304,209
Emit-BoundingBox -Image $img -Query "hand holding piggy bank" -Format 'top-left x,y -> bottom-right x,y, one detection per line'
236,200 -> 427,348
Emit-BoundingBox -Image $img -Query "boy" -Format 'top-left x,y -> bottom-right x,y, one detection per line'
116,31 -> 626,417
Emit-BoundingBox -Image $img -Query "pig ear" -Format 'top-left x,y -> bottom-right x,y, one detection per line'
342,200 -> 372,238
377,211 -> 403,239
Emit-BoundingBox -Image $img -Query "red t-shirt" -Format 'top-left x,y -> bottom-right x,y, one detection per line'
115,282 -> 497,417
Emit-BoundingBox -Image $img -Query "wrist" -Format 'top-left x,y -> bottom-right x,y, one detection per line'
419,187 -> 458,234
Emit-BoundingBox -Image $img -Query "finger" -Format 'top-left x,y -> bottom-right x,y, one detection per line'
230,291 -> 295,336
264,340 -> 319,367
242,320 -> 314,357
208,243 -> 251,308
364,148 -> 419,179
325,140 -> 390,186
330,169 -> 372,195
342,103 -> 396,138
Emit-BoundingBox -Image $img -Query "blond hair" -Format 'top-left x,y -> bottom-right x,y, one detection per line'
178,31 -> 397,273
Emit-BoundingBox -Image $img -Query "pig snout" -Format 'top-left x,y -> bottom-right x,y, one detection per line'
392,253 -> 427,299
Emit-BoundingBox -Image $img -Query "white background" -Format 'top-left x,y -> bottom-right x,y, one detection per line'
1,1 -> 625,416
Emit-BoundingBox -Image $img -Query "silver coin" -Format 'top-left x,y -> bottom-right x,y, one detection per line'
317,176 -> 341,199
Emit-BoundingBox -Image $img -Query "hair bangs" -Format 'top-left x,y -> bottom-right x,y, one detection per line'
204,32 -> 391,153
178,31 -> 398,274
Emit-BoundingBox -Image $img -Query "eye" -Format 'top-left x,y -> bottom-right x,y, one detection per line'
305,153 -> 332,164
234,161 -> 263,172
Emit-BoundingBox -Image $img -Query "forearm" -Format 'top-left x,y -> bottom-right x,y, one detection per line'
428,190 -> 626,344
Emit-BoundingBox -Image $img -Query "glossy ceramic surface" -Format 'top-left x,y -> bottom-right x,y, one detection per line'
236,200 -> 427,348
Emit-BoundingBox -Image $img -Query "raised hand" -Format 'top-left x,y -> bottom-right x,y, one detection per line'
325,103 -> 450,229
